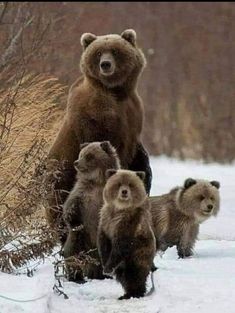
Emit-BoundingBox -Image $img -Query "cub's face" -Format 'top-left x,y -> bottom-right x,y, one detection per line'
74,141 -> 120,177
103,169 -> 147,209
80,29 -> 146,88
181,178 -> 220,222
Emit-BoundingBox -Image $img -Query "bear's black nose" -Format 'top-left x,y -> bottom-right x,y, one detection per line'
100,61 -> 111,71
122,189 -> 128,196
207,204 -> 213,211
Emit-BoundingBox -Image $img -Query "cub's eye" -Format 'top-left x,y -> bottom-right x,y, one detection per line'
97,51 -> 102,58
210,197 -> 214,201
112,49 -> 117,56
129,183 -> 133,188
85,154 -> 94,161
199,195 -> 205,201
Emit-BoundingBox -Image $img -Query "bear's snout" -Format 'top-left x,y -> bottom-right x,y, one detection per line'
121,189 -> 128,197
206,204 -> 213,213
119,185 -> 130,200
100,52 -> 115,75
101,60 -> 111,71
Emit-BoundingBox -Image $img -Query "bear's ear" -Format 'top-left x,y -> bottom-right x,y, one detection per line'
210,180 -> 220,189
105,169 -> 117,180
136,171 -> 146,182
100,141 -> 112,154
184,178 -> 197,189
80,33 -> 97,49
80,142 -> 90,150
121,29 -> 137,46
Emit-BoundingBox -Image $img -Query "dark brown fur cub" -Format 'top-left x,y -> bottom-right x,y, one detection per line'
63,141 -> 120,282
150,178 -> 220,258
98,169 -> 156,300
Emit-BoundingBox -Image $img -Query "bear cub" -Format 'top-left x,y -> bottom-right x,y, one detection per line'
98,169 -> 156,300
150,178 -> 220,258
63,141 -> 120,282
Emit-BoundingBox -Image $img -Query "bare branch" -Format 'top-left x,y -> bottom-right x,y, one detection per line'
0,16 -> 34,70
0,1 -> 8,24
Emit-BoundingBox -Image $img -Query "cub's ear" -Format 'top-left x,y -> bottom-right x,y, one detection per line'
80,142 -> 90,150
80,33 -> 97,49
210,181 -> 220,189
184,178 -> 197,189
121,29 -> 136,46
100,141 -> 112,154
105,169 -> 117,180
136,171 -> 146,182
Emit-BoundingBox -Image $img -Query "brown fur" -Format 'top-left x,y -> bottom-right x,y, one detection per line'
98,170 -> 156,299
46,29 -> 152,241
150,178 -> 220,258
62,141 -> 120,282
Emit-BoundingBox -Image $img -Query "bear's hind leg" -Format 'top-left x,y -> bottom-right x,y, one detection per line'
86,249 -> 112,280
63,229 -> 87,283
117,262 -> 148,300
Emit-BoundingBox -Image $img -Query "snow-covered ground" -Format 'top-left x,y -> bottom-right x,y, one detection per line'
1,156 -> 235,313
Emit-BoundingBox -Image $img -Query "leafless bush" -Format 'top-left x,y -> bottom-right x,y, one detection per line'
0,73 -> 66,273
0,2 -> 66,273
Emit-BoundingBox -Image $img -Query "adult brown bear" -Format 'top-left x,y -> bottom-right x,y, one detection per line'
46,29 -> 152,248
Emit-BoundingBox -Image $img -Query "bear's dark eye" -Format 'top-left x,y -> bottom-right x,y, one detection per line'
210,196 -> 214,201
112,49 -> 117,56
97,51 -> 102,58
129,183 -> 133,188
199,195 -> 205,201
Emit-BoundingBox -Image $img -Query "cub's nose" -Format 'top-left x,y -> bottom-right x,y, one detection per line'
121,189 -> 128,197
207,204 -> 213,212
100,61 -> 111,71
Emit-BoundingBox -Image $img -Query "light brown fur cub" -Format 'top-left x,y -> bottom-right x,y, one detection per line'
150,178 -> 220,258
63,141 -> 120,282
98,169 -> 156,300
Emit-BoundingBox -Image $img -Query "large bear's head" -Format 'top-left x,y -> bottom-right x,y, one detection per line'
80,29 -> 146,89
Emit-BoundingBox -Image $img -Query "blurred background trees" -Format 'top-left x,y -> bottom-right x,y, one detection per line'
6,1 -> 233,163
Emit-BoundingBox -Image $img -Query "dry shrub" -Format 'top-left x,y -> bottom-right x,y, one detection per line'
0,73 -> 66,273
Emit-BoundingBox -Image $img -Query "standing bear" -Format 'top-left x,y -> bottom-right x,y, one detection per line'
63,141 -> 120,282
45,29 -> 152,245
98,169 -> 156,300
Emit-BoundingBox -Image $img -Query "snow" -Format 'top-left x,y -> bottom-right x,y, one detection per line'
1,156 -> 235,313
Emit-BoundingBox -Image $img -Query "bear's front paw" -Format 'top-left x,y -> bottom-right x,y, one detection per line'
118,293 -> 131,300
53,170 -> 63,181
103,269 -> 114,278
103,262 -> 115,276
103,266 -> 114,275
177,247 -> 193,259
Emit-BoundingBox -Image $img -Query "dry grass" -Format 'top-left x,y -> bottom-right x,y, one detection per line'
0,73 -> 67,272
0,74 -> 65,213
